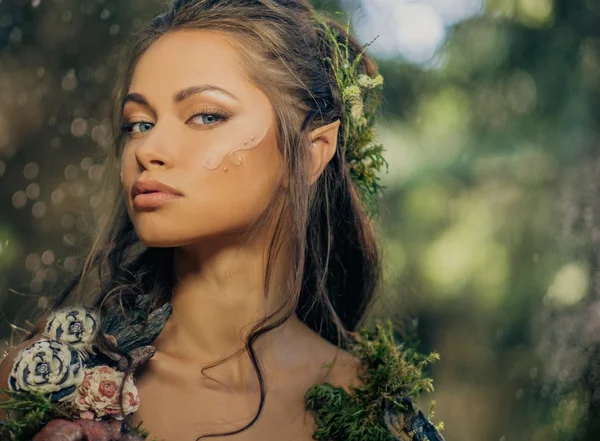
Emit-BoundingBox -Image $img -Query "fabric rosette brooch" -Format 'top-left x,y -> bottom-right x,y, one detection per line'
0,307 -> 149,441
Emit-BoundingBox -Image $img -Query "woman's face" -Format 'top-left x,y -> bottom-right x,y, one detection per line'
120,30 -> 282,247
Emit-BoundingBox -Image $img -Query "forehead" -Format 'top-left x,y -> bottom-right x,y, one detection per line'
129,29 -> 250,96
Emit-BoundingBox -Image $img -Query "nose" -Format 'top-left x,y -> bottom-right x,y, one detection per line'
134,121 -> 176,170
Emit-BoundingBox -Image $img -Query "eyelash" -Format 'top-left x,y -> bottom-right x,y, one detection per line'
119,109 -> 230,135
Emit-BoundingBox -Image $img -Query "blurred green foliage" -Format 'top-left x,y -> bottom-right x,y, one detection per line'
1,0 -> 600,440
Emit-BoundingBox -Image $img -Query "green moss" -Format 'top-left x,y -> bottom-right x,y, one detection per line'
0,389 -> 74,441
305,322 -> 441,441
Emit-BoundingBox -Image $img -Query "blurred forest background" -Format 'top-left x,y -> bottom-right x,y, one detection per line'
1,0 -> 600,440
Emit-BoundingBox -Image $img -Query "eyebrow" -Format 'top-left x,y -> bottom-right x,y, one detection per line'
122,84 -> 239,109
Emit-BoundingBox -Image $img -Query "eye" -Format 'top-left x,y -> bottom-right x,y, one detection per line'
119,109 -> 230,136
189,110 -> 229,127
120,120 -> 154,135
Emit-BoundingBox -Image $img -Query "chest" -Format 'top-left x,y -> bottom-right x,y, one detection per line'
129,370 -> 318,441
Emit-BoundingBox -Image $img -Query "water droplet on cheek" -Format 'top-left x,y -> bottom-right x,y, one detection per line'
223,166 -> 228,172
232,153 -> 243,166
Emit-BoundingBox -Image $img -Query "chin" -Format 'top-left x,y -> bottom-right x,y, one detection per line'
132,222 -> 191,248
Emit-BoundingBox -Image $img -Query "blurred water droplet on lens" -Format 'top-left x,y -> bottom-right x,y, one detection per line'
80,157 -> 93,170
91,124 -> 109,143
36,67 -> 45,78
530,366 -> 538,379
70,182 -> 85,197
90,194 -> 101,208
26,183 -> 40,200
61,69 -> 78,91
12,191 -> 27,208
32,201 -> 47,218
51,188 -> 65,204
23,162 -> 39,180
30,279 -> 43,293
546,263 -> 589,306
63,233 -> 77,247
34,268 -> 45,281
109,24 -> 120,35
25,253 -> 41,272
88,164 -> 104,181
41,250 -> 55,265
61,215 -> 75,229
100,9 -> 110,20
44,267 -> 57,283
64,256 -> 78,271
9,28 -> 22,45
71,118 -> 88,137
64,164 -> 79,180
31,0 -> 41,7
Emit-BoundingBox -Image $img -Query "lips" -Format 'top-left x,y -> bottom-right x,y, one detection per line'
132,179 -> 183,198
131,179 -> 183,209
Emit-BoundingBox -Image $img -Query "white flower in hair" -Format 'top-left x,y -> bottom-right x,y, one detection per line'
357,74 -> 384,89
8,339 -> 84,403
44,306 -> 99,358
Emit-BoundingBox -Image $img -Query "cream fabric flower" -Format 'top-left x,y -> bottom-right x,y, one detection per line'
74,366 -> 140,420
8,339 -> 84,402
44,307 -> 99,357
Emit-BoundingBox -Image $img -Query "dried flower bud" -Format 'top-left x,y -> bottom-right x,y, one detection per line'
75,365 -> 140,419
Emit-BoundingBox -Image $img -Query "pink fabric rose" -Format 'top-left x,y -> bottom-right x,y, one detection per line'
74,366 -> 140,419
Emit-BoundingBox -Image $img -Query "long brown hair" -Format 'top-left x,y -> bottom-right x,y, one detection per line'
49,0 -> 382,438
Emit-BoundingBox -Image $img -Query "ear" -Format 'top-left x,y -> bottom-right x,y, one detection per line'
308,119 -> 341,185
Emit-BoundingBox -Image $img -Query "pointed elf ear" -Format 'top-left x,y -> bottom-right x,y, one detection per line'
308,119 -> 341,185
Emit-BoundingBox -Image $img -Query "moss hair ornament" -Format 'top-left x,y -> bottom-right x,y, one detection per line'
314,11 -> 389,217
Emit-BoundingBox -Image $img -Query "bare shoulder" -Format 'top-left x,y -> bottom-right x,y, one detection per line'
301,326 -> 362,393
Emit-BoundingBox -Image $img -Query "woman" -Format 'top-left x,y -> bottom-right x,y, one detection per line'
0,1 -> 444,440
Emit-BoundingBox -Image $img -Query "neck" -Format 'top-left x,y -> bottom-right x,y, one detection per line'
154,229 -> 301,390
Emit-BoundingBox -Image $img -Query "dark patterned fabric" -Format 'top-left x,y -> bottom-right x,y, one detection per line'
384,397 -> 446,441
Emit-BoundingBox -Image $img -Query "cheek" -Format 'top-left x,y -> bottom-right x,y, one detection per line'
183,137 -> 284,231
120,148 -> 137,188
